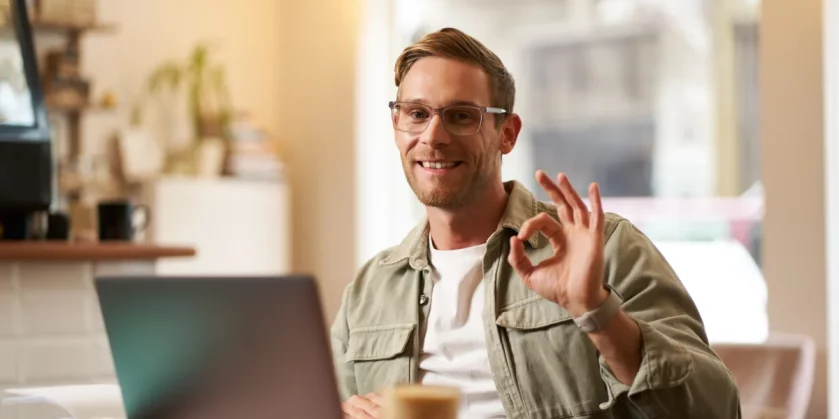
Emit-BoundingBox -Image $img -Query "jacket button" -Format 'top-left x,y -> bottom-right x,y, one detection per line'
419,295 -> 429,305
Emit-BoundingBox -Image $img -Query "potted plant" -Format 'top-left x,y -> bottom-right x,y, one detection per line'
133,42 -> 233,176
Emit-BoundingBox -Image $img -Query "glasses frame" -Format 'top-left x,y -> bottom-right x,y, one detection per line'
388,101 -> 507,136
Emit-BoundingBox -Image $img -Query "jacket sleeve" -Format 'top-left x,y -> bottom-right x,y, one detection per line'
598,218 -> 742,418
330,283 -> 358,402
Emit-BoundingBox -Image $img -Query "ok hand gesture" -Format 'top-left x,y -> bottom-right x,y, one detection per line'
507,171 -> 608,317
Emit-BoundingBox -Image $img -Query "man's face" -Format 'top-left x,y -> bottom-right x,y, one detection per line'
394,57 -> 517,209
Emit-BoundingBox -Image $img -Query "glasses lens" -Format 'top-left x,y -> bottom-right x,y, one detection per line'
392,102 -> 432,134
442,106 -> 483,135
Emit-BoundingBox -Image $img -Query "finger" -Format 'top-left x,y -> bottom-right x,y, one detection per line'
346,406 -> 375,419
342,398 -> 358,415
557,173 -> 589,226
589,182 -> 604,232
366,393 -> 384,417
519,212 -> 564,248
508,236 -> 534,279
536,170 -> 573,224
343,404 -> 374,419
344,396 -> 378,418
366,393 -> 383,407
343,404 -> 375,419
359,397 -> 382,418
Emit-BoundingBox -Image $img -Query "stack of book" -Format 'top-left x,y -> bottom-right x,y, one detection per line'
227,114 -> 285,182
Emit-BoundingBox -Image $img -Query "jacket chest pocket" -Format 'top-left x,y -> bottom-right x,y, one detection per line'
346,324 -> 414,395
496,297 -> 609,418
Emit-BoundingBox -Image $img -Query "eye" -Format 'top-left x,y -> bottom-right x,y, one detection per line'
446,108 -> 479,125
452,111 -> 473,121
408,109 -> 429,119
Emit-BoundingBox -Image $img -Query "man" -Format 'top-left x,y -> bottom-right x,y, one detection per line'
332,27 -> 741,419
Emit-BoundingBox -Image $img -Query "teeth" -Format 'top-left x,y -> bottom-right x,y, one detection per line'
421,161 -> 457,169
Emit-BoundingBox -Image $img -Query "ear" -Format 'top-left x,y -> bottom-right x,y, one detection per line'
499,113 -> 522,155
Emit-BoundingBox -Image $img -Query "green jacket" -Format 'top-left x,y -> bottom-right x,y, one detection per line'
331,181 -> 741,418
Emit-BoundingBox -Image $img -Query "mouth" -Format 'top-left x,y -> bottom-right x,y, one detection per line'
415,160 -> 463,175
417,161 -> 462,170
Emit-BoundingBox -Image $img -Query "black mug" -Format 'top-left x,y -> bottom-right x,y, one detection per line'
98,201 -> 151,241
46,212 -> 70,240
0,212 -> 31,240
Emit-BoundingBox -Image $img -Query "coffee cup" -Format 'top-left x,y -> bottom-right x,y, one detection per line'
383,385 -> 460,419
97,200 -> 150,241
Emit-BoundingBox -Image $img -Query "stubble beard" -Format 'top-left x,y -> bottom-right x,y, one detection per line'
402,155 -> 497,210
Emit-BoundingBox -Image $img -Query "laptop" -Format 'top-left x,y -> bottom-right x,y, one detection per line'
95,275 -> 343,419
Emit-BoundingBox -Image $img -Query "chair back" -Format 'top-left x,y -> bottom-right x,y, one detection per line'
712,334 -> 816,419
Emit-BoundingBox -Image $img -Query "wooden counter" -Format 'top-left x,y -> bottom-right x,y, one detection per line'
0,242 -> 196,261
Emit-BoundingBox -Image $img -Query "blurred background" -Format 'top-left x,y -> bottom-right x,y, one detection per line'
0,0 -> 837,418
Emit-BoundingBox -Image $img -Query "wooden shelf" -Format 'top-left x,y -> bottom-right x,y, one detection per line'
0,242 -> 196,261
46,102 -> 117,114
30,20 -> 117,33
28,8 -> 119,206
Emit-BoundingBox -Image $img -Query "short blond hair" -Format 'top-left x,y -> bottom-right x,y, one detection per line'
394,27 -> 516,116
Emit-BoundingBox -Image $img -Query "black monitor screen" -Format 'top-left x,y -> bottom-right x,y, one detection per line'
0,0 -> 52,212
0,1 -> 35,127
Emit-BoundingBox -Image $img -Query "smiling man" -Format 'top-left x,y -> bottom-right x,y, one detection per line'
332,28 -> 741,419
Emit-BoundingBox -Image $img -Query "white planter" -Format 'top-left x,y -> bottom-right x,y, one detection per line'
195,137 -> 225,177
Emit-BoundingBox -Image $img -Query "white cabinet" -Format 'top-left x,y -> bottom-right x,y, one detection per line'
143,177 -> 291,275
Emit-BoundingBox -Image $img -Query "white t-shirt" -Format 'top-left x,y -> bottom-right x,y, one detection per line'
419,237 -> 506,418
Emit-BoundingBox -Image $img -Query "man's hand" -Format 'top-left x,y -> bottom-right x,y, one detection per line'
508,170 -> 607,317
509,171 -> 643,385
342,393 -> 383,419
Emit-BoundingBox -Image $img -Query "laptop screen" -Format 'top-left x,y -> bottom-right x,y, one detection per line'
95,276 -> 342,419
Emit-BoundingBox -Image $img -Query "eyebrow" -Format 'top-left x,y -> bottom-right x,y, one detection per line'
398,98 -> 486,108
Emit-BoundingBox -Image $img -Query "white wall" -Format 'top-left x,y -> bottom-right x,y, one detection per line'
74,0 -> 283,158
825,0 -> 839,416
760,0 -> 827,416
276,0 -> 359,321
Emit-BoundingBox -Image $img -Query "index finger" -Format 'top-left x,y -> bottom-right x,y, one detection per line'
536,170 -> 572,224
342,403 -> 375,419
366,393 -> 383,407
345,395 -> 380,417
589,182 -> 604,232
519,212 -> 564,251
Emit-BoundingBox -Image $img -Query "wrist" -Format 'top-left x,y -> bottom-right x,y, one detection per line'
571,286 -> 623,333
568,287 -> 610,318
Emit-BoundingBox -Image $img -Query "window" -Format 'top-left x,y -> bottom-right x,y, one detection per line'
357,0 -> 766,344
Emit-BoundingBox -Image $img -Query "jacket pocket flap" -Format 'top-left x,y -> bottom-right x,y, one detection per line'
496,296 -> 573,330
346,324 -> 414,361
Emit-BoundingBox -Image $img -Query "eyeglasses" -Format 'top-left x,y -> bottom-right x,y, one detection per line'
389,101 -> 507,136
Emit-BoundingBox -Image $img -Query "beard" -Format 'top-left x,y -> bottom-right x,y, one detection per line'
401,151 -> 497,209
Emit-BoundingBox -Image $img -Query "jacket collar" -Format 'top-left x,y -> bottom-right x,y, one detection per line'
380,180 -> 541,270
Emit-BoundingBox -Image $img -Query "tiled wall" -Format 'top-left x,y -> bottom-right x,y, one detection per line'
0,260 -> 154,419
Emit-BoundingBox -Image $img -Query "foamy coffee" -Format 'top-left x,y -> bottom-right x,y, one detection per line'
383,385 -> 461,419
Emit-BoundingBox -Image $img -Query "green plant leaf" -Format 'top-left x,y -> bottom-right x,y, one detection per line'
147,61 -> 183,94
211,65 -> 232,112
143,41 -> 232,140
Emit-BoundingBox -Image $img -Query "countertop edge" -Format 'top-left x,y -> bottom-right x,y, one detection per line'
0,242 -> 197,261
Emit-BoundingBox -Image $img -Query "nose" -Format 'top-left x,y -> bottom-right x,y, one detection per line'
419,114 -> 451,148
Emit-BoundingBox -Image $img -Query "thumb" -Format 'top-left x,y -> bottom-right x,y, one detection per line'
508,236 -> 534,280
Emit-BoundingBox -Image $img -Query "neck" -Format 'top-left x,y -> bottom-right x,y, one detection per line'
426,182 -> 509,250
